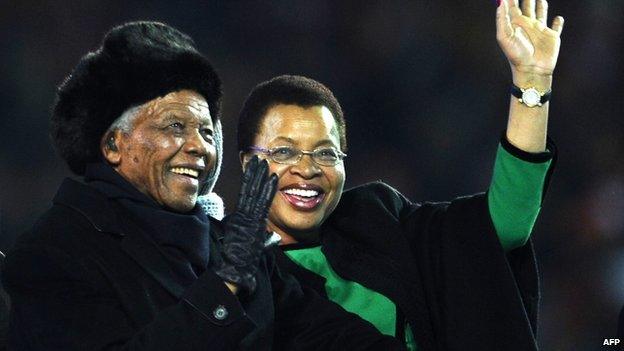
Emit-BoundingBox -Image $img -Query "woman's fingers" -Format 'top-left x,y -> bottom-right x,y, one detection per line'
521,0 -> 536,19
508,0 -> 523,19
551,15 -> 564,35
496,0 -> 514,40
536,0 -> 548,25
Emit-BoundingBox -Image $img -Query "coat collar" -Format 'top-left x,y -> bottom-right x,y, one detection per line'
53,178 -> 124,235
52,178 -> 197,298
319,182 -> 436,348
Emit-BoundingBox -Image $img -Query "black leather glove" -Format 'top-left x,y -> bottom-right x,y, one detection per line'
213,156 -> 278,294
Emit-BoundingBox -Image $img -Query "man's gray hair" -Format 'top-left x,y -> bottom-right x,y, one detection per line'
107,105 -> 143,134
106,103 -> 225,219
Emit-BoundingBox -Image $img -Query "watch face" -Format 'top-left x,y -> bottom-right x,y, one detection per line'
522,88 -> 541,107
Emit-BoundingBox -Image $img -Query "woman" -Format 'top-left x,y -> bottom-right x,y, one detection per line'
234,1 -> 563,350
1,21 -> 405,351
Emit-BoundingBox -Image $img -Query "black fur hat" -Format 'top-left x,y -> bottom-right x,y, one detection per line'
51,21 -> 222,175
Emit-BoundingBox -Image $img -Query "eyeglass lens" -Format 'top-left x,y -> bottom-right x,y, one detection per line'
270,146 -> 342,166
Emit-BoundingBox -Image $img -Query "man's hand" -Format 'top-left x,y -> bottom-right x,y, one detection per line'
213,156 -> 278,294
496,0 -> 564,80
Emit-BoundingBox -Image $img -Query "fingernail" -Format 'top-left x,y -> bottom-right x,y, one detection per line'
495,0 -> 501,7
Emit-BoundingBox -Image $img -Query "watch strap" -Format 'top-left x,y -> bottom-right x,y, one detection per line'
510,85 -> 552,104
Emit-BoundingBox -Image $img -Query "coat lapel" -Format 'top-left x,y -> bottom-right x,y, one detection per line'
54,177 -> 201,300
119,212 -> 187,299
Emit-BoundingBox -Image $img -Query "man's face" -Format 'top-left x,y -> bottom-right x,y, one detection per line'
109,90 -> 216,212
248,104 -> 345,243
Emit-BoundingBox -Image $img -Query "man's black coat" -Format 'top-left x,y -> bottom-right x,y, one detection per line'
2,179 -> 404,350
276,182 -> 541,351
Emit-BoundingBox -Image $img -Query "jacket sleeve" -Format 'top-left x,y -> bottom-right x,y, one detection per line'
487,136 -> 555,251
0,255 -> 8,351
397,191 -> 540,350
2,244 -> 255,351
269,251 -> 406,351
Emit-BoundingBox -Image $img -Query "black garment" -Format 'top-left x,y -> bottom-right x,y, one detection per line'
275,182 -> 541,351
0,252 -> 8,351
617,306 -> 624,338
2,179 -> 404,350
85,162 -> 211,282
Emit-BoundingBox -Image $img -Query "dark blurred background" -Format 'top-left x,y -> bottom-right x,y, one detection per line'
1,0 -> 622,349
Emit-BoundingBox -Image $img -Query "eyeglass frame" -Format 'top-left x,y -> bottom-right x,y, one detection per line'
247,145 -> 347,166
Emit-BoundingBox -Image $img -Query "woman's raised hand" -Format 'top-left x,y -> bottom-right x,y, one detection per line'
496,0 -> 564,77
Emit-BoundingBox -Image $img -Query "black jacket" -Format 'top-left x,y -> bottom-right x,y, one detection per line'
0,252 -> 8,351
2,179 -> 404,350
276,182 -> 541,351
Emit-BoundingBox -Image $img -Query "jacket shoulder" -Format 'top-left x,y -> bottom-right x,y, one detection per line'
336,181 -> 414,218
2,205 -> 99,296
7,179 -> 119,279
13,205 -> 88,251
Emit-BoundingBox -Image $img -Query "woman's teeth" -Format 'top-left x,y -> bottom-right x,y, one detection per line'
283,188 -> 320,197
281,187 -> 325,210
171,167 -> 199,178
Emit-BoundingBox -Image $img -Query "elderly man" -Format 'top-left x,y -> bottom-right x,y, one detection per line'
1,22 -> 404,350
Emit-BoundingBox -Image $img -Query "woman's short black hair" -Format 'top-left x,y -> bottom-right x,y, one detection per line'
237,75 -> 347,153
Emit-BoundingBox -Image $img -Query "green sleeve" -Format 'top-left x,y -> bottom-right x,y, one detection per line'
488,141 -> 553,251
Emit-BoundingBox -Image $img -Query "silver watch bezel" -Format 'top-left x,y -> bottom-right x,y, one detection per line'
520,87 -> 543,107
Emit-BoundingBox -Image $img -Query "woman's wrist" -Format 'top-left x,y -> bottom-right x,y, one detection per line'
511,68 -> 553,92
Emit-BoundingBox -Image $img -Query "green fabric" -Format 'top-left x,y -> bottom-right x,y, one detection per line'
405,323 -> 417,350
284,143 -> 550,350
488,144 -> 552,251
285,247 -> 418,350
285,247 -> 396,335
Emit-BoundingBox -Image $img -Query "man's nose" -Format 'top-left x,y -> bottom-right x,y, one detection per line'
184,129 -> 212,158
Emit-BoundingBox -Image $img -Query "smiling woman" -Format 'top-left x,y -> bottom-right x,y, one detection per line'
235,0 -> 564,349
242,104 -> 346,244
2,21 -> 406,351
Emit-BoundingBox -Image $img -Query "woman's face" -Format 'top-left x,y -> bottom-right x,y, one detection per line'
246,104 -> 345,244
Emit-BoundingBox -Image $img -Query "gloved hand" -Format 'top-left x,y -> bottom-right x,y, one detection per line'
213,156 -> 278,294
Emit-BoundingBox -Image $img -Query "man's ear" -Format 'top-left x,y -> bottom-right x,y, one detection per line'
101,130 -> 123,166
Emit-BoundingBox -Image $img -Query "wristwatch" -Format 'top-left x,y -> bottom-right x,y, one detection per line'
510,85 -> 551,107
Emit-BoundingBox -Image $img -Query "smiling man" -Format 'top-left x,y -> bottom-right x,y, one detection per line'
101,90 -> 216,213
0,21 -> 406,351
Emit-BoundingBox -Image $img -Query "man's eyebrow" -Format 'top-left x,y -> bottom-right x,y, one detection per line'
159,114 -> 184,122
158,111 -> 212,124
198,116 -> 213,125
167,101 -> 209,109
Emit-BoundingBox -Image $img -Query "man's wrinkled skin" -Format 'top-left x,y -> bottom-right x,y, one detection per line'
100,90 -> 279,295
101,90 -> 216,213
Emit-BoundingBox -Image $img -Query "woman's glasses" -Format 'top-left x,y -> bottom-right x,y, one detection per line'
248,146 -> 347,166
